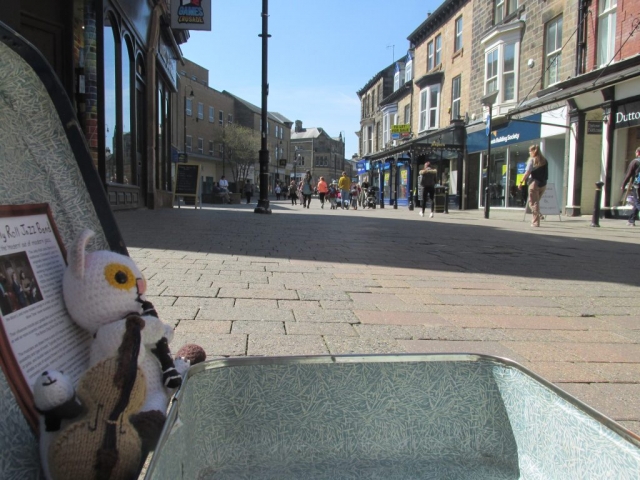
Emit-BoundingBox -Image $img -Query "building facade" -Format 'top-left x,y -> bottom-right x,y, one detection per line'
291,120 -> 348,184
2,0 -> 188,210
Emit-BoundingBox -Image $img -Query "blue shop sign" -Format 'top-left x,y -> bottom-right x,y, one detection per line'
467,114 -> 541,153
383,162 -> 391,170
357,160 -> 372,174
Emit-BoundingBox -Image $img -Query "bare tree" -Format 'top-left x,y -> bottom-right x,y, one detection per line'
217,124 -> 261,188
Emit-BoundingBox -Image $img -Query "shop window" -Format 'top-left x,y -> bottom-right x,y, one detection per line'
598,0 -> 617,67
104,14 -> 117,183
122,38 -> 133,185
545,16 -> 563,87
419,84 -> 440,131
155,81 -> 171,191
451,75 -> 462,120
455,17 -> 463,53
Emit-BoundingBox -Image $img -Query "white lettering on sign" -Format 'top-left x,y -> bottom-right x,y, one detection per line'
491,133 -> 520,145
616,111 -> 640,124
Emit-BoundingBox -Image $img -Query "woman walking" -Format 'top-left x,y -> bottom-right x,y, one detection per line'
289,179 -> 298,205
519,144 -> 548,227
301,171 -> 314,208
317,176 -> 328,208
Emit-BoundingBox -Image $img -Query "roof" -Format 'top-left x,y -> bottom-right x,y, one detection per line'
356,57 -> 405,97
222,91 -> 289,124
291,128 -> 324,140
407,0 -> 469,45
380,81 -> 413,107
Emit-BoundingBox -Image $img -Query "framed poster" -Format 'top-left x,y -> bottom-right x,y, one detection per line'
0,204 -> 91,429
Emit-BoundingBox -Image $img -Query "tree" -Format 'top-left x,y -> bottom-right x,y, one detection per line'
217,123 -> 261,188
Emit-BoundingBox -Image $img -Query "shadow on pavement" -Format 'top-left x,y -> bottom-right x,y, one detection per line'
115,207 -> 639,287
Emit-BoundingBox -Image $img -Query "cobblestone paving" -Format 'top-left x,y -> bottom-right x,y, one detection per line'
116,200 -> 640,434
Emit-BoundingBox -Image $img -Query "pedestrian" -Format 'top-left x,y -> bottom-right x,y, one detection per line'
621,147 -> 640,227
338,171 -> 351,210
350,182 -> 360,210
275,183 -> 282,200
289,179 -> 298,205
317,176 -> 328,208
328,182 -> 338,209
301,171 -> 314,208
519,144 -> 549,227
243,179 -> 254,204
219,175 -> 229,190
419,161 -> 437,218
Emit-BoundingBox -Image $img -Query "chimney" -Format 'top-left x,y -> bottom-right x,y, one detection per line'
295,120 -> 303,132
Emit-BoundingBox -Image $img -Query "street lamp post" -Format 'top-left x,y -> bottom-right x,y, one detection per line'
481,90 -> 499,219
255,0 -> 272,214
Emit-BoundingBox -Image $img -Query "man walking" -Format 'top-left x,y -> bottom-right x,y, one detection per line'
338,172 -> 352,210
419,161 -> 438,218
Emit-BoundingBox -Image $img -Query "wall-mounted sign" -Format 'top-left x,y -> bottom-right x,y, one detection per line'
391,124 -> 411,139
587,121 -> 603,134
467,114 -> 541,153
279,159 -> 287,167
171,0 -> 212,31
614,100 -> 640,129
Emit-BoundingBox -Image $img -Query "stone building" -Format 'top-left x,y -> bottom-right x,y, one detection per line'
291,120 -> 348,184
1,0 -> 189,210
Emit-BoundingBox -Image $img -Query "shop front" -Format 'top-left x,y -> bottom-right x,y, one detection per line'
467,112 -> 566,210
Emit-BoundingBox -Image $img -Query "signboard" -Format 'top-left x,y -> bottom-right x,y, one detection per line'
467,114 -> 541,153
587,121 -> 603,134
615,100 -> 640,129
171,0 -> 212,31
524,183 -> 561,217
391,124 -> 411,139
279,159 -> 287,166
174,163 -> 200,197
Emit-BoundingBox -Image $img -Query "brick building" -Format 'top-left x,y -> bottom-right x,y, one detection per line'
291,120 -> 348,184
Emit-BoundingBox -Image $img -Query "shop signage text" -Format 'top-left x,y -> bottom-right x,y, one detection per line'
467,114 -> 541,153
587,121 -> 603,134
615,100 -> 640,129
171,0 -> 212,31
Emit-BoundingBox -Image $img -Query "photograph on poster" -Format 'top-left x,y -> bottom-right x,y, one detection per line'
0,252 -> 43,316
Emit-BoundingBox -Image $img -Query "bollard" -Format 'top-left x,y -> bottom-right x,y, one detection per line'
393,189 -> 398,209
444,187 -> 449,214
484,186 -> 491,219
409,189 -> 415,211
590,181 -> 605,227
380,191 -> 385,208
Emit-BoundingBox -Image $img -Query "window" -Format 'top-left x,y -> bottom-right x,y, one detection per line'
405,56 -> 413,82
484,40 -> 518,104
186,135 -> 192,152
419,84 -> 440,131
598,0 -> 617,67
228,113 -> 233,124
435,35 -> 442,66
494,0 -> 518,24
427,41 -> 434,71
219,111 -> 223,124
404,104 -> 411,124
451,75 -> 461,120
275,125 -> 279,138
394,70 -> 400,91
383,114 -> 390,146
186,98 -> 192,116
209,106 -> 214,122
198,137 -> 203,154
209,140 -> 214,155
219,143 -> 224,155
366,125 -> 373,154
197,102 -> 203,120
545,16 -> 563,87
455,17 -> 463,52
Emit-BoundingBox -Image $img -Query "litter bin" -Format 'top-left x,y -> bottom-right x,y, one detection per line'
434,186 -> 446,213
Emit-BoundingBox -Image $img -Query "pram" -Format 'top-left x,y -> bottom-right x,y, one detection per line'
365,186 -> 378,209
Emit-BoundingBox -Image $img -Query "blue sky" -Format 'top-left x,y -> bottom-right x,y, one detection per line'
181,0 -> 441,159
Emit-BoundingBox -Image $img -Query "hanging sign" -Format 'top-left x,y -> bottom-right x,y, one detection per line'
171,0 -> 212,31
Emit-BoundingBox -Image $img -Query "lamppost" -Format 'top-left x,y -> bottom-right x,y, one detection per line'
331,146 -> 336,182
183,85 -> 194,156
482,90 -> 499,219
255,0 -> 272,214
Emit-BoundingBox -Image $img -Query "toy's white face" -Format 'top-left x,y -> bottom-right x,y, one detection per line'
63,250 -> 147,333
33,370 -> 75,411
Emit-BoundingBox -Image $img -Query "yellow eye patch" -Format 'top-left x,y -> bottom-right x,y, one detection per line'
104,263 -> 136,290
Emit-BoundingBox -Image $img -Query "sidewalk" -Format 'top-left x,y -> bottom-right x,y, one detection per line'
115,201 -> 640,434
